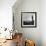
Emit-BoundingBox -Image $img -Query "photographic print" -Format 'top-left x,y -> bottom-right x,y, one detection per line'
21,12 -> 37,28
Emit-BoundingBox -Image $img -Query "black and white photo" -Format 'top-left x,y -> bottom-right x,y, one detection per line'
21,12 -> 37,28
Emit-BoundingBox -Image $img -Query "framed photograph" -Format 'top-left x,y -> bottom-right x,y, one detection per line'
21,12 -> 37,28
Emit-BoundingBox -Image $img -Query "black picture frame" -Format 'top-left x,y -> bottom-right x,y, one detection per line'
21,12 -> 37,28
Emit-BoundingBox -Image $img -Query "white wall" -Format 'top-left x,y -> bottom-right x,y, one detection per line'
13,0 -> 46,46
0,0 -> 16,30
13,0 -> 41,46
40,0 -> 46,46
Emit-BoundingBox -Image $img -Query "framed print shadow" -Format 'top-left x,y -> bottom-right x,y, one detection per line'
21,12 -> 37,28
